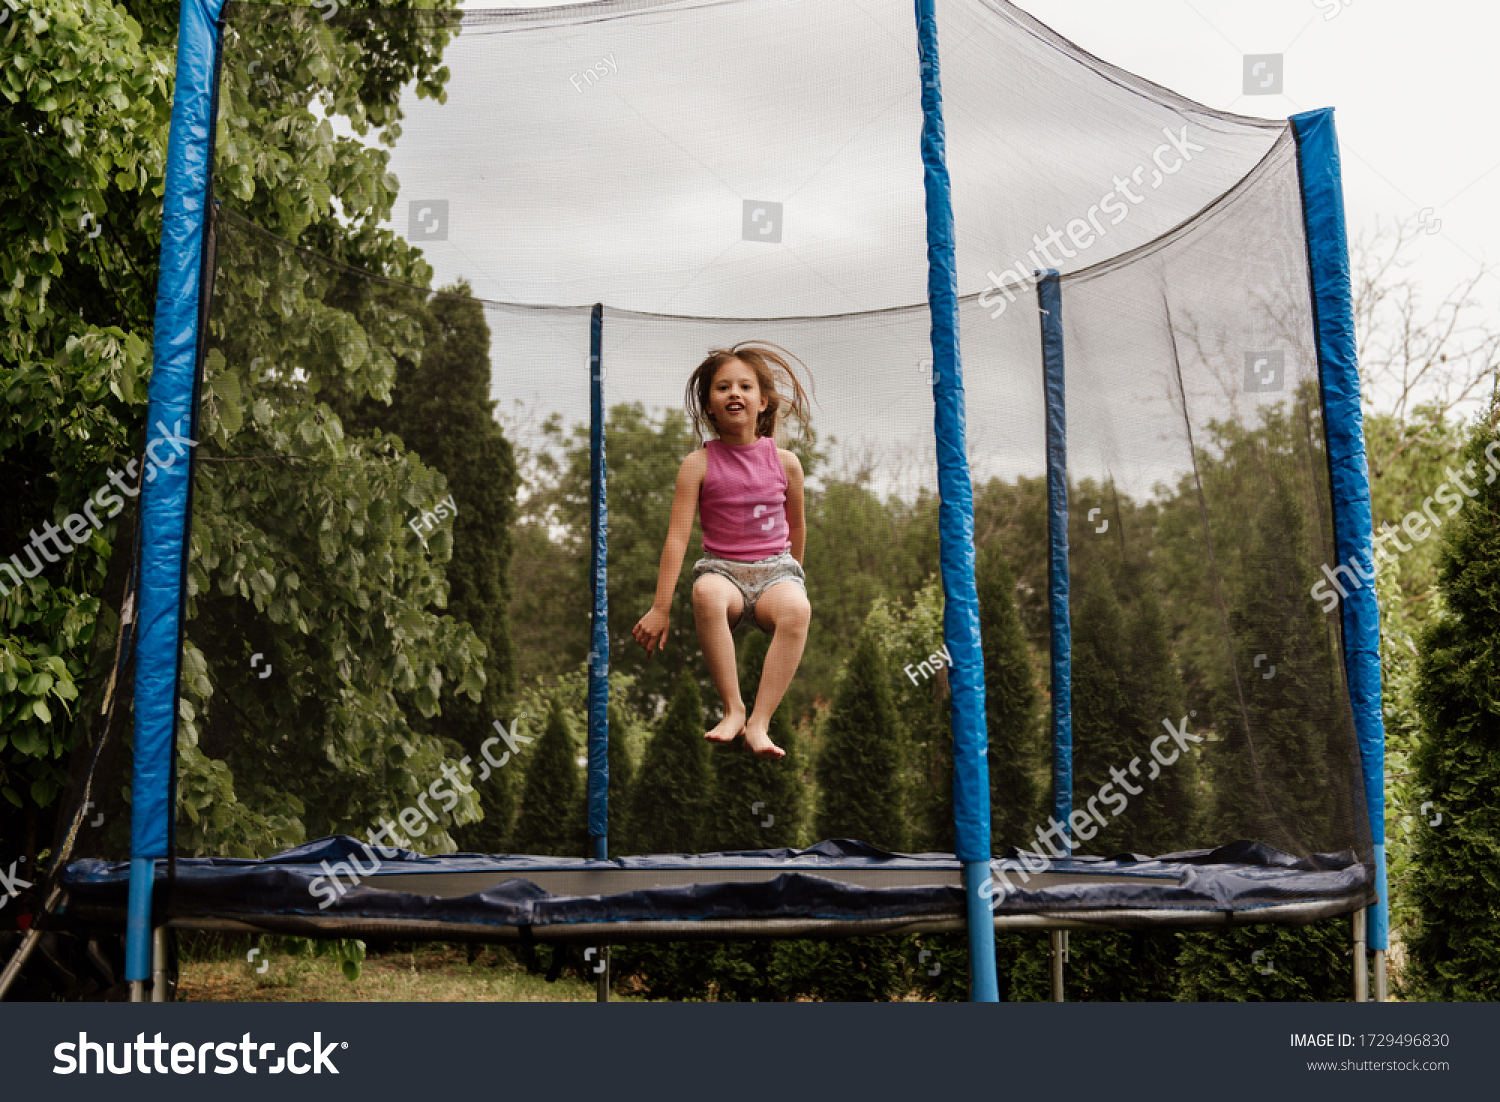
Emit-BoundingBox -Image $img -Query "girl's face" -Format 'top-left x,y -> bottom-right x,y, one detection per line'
708,359 -> 768,436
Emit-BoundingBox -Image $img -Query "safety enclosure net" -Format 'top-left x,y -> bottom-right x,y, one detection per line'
70,0 -> 1371,917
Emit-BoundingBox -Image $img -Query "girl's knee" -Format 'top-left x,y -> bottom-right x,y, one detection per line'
692,574 -> 728,608
773,590 -> 812,632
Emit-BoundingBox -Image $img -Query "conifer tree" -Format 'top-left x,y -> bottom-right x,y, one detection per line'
626,674 -> 712,854
511,697 -> 585,855
605,698 -> 637,853
1069,567 -> 1137,854
977,545 -> 1043,852
816,619 -> 906,850
704,631 -> 805,851
1407,400 -> 1500,1000
1118,589 -> 1194,854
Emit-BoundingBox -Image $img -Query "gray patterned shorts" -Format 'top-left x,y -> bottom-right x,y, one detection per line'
692,550 -> 806,634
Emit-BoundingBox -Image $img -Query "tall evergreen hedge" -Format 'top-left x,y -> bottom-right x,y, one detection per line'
977,545 -> 1043,852
511,696 -> 584,855
1407,401 -> 1500,1000
816,619 -> 906,850
625,673 -> 712,854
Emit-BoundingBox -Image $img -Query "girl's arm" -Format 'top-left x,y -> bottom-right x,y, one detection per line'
781,449 -> 806,565
632,450 -> 707,657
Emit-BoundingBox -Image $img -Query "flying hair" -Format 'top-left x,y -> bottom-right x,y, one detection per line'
685,341 -> 814,447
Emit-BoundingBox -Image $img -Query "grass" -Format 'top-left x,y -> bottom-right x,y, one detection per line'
177,939 -> 639,1002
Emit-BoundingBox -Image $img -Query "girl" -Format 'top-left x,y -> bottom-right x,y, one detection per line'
631,342 -> 813,760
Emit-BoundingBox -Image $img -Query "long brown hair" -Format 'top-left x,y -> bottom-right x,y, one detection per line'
685,341 -> 813,445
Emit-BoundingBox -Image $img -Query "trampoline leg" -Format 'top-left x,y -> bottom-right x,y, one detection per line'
151,926 -> 168,1003
1373,949 -> 1387,1003
596,946 -> 610,1003
125,854 -> 155,999
1049,930 -> 1067,1003
962,861 -> 999,1001
1352,908 -> 1368,1003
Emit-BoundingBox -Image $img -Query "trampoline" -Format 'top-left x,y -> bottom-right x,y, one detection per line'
11,0 -> 1389,1004
63,838 -> 1369,942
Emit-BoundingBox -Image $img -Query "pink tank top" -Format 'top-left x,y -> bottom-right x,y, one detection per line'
698,436 -> 790,560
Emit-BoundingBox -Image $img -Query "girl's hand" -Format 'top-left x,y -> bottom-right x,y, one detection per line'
633,607 -> 670,657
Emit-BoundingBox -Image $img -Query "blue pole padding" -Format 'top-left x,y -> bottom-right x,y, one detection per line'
1037,271 -> 1073,838
1290,109 -> 1387,950
127,0 -> 226,981
915,0 -> 996,1003
124,857 -> 157,983
586,304 -> 609,851
962,861 -> 1000,1002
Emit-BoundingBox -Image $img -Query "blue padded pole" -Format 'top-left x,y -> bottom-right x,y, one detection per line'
128,0 -> 226,984
915,0 -> 997,1003
1038,271 -> 1072,841
587,304 -> 609,860
1291,109 -> 1387,952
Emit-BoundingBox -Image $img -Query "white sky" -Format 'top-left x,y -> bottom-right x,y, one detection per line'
1018,0 -> 1499,316
460,0 -> 1497,312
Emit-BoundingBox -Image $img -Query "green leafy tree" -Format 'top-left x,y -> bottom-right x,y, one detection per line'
0,0 -> 172,859
329,283 -> 520,854
816,616 -> 906,850
2,0 -> 486,865
511,696 -> 584,856
624,672 -> 711,855
1406,398 -> 1500,1001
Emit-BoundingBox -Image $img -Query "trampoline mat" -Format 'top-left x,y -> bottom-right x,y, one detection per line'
61,838 -> 1374,943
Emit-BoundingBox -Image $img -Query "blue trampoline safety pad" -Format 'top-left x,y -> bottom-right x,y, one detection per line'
61,839 -> 1372,942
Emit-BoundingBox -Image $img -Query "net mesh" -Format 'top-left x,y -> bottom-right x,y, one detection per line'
125,0 -> 1370,881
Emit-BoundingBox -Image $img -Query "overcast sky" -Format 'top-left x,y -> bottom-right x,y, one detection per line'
460,0 -> 1496,311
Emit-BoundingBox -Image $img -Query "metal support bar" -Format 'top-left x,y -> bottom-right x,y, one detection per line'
1352,908 -> 1368,1002
1050,929 -> 1068,1002
1373,948 -> 1387,1002
151,926 -> 168,1002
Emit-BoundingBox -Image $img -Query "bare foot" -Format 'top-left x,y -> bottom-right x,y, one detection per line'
743,718 -> 785,760
704,705 -> 746,743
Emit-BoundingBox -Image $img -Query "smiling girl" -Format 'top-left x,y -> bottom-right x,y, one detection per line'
631,342 -> 813,759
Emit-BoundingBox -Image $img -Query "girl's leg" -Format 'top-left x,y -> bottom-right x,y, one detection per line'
692,573 -> 747,742
744,581 -> 811,759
